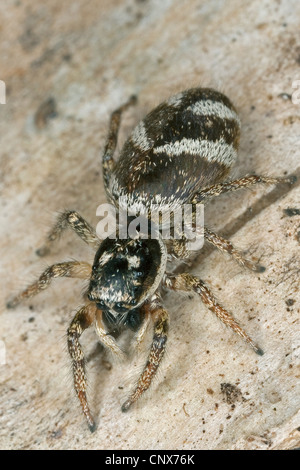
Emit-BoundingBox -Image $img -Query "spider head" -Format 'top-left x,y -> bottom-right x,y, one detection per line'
88,236 -> 167,323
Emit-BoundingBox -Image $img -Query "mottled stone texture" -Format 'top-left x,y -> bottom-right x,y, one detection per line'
0,0 -> 299,450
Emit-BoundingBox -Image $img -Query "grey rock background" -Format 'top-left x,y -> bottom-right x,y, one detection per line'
0,0 -> 299,450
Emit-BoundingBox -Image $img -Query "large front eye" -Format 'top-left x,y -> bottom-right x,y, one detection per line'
96,300 -> 105,310
113,302 -> 128,314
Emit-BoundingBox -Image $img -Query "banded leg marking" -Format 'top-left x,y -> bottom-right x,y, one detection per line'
121,297 -> 169,412
36,210 -> 99,256
67,303 -> 96,432
165,273 -> 263,355
193,175 -> 295,204
102,95 -> 137,190
204,227 -> 265,272
6,261 -> 92,308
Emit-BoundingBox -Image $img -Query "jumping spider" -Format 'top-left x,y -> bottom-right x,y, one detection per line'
7,88 -> 295,431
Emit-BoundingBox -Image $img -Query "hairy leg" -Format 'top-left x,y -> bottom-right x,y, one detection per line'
67,303 -> 96,432
132,306 -> 151,352
192,174 -> 295,204
121,296 -> 169,412
36,210 -> 99,256
94,309 -> 126,359
204,226 -> 265,272
6,261 -> 92,308
164,273 -> 263,355
168,228 -> 265,272
102,95 -> 137,191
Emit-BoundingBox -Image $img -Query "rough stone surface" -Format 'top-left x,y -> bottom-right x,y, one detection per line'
0,0 -> 299,450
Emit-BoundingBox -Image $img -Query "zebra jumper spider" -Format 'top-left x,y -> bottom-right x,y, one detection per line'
7,88 -> 295,432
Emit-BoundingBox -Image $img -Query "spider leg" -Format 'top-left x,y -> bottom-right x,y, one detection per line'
168,228 -> 265,272
164,273 -> 263,355
6,261 -> 92,308
168,237 -> 192,259
121,296 -> 169,412
204,226 -> 265,272
102,95 -> 137,192
132,306 -> 151,352
94,309 -> 126,359
36,210 -> 99,256
192,174 -> 295,204
67,303 -> 96,432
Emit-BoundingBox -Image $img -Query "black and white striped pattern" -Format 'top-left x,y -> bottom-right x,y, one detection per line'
153,137 -> 237,166
110,88 -> 241,208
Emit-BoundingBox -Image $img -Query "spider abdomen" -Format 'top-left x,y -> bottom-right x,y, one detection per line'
109,88 -> 241,212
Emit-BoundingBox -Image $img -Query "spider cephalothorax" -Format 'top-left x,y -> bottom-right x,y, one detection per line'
8,88 -> 295,432
88,236 -> 167,317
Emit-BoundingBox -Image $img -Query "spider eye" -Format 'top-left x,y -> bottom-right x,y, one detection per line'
113,302 -> 128,314
96,300 -> 105,309
89,237 -> 167,311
